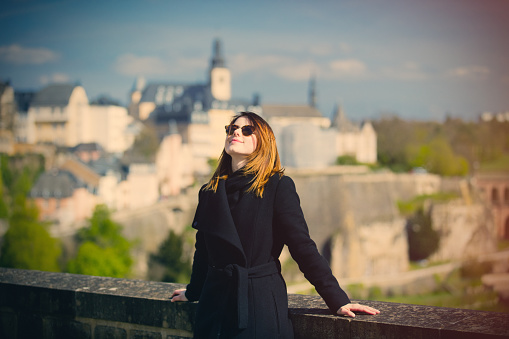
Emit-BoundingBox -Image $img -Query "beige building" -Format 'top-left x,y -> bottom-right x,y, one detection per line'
128,39 -> 259,176
25,84 -> 134,153
331,105 -> 377,164
261,101 -> 377,169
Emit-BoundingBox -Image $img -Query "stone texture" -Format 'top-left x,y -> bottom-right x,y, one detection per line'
95,325 -> 127,339
130,329 -> 162,339
0,309 -> 17,339
1,268 -> 509,339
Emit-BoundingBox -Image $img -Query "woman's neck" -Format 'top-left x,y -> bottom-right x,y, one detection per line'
231,157 -> 248,172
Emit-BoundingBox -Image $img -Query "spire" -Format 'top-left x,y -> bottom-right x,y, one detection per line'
308,74 -> 316,107
331,103 -> 359,132
210,38 -> 225,69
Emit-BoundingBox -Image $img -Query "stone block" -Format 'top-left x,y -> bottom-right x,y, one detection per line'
95,325 -> 127,339
0,309 -> 17,339
17,313 -> 43,338
130,329 -> 162,339
42,317 -> 91,339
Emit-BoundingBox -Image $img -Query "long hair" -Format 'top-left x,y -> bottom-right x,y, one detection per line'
204,111 -> 284,197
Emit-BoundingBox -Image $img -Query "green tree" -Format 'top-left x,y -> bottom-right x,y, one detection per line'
0,198 -> 61,271
124,123 -> 159,162
336,155 -> 359,165
405,137 -> 469,176
149,229 -> 191,283
67,204 -> 133,278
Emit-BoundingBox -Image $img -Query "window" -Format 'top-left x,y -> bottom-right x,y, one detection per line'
492,188 -> 499,204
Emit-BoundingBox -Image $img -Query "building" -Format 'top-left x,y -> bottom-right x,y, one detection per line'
30,168 -> 97,232
128,38 -> 260,175
331,105 -> 377,164
261,79 -> 377,169
25,83 -> 134,153
473,173 -> 509,239
0,81 -> 15,133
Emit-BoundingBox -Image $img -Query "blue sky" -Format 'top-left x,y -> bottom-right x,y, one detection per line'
1,0 -> 508,121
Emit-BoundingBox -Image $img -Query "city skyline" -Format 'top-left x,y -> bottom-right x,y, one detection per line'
1,0 -> 508,121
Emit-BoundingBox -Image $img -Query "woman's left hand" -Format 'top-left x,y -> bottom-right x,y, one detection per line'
337,303 -> 380,318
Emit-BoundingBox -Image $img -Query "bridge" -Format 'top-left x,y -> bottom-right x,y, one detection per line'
1,268 -> 508,338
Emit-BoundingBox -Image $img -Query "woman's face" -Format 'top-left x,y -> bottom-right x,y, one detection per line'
225,116 -> 258,159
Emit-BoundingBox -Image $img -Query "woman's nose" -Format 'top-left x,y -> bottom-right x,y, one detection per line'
233,127 -> 242,136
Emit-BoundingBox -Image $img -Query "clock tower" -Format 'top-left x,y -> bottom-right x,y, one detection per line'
209,39 -> 231,101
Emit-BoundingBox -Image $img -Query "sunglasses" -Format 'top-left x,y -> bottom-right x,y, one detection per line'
225,124 -> 255,136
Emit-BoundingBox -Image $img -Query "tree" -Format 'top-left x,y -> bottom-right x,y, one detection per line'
67,204 -> 133,278
0,198 -> 61,272
149,229 -> 191,283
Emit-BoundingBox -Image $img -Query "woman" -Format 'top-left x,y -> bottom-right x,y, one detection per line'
171,112 -> 379,338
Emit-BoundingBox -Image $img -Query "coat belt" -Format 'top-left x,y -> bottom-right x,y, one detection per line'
209,261 -> 279,330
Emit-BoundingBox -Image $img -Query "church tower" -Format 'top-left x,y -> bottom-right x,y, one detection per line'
308,75 -> 317,108
209,39 -> 231,101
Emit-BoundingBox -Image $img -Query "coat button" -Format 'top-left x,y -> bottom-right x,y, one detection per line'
193,221 -> 198,226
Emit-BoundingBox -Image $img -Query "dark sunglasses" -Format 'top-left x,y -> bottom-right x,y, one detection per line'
225,124 -> 255,136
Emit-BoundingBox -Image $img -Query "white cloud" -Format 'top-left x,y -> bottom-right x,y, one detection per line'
39,73 -> 70,85
328,59 -> 367,77
230,53 -> 288,74
230,53 -> 317,81
114,53 -> 168,76
0,44 -> 59,64
379,62 -> 428,80
447,65 -> 490,79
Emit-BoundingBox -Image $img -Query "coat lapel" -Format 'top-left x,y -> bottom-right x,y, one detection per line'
192,180 -> 247,265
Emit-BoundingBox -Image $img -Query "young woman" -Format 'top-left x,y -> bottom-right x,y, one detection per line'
171,112 -> 379,338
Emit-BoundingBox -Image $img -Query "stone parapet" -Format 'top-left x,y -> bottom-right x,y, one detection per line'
1,268 -> 508,338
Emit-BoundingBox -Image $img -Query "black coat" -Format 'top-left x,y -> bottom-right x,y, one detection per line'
185,173 -> 350,338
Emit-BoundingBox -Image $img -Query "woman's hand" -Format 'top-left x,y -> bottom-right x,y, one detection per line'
337,303 -> 380,318
170,288 -> 188,302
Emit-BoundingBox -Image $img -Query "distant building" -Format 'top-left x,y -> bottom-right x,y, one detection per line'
0,80 -> 15,132
331,105 -> 377,164
13,90 -> 36,143
261,104 -> 335,168
25,83 -> 135,153
473,173 -> 509,239
261,83 -> 377,168
128,38 -> 260,175
0,80 -> 16,154
30,168 -> 97,230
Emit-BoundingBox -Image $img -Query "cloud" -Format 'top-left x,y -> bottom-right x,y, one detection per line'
447,65 -> 490,79
379,62 -> 428,80
39,73 -> 70,85
0,44 -> 59,64
230,53 -> 318,81
114,53 -> 169,76
327,59 -> 367,77
113,53 -> 207,78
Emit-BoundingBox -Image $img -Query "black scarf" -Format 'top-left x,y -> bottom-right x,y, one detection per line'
224,170 -> 253,212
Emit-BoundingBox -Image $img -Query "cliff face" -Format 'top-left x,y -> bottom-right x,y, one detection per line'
289,171 -> 437,279
93,169 -> 496,280
429,201 -> 497,262
288,170 -> 495,279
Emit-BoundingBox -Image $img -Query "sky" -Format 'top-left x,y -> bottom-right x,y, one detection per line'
1,0 -> 508,122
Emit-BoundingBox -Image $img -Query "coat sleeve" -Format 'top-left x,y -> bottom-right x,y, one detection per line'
185,188 -> 209,301
274,176 -> 351,313
185,230 -> 208,301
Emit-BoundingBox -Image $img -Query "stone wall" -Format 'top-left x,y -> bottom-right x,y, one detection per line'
429,200 -> 497,262
288,170 -> 441,279
1,268 -> 508,338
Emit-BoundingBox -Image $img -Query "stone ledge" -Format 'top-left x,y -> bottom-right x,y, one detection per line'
1,268 -> 508,338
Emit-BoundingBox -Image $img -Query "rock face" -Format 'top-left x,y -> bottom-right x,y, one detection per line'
289,170 -> 441,279
429,201 -> 497,262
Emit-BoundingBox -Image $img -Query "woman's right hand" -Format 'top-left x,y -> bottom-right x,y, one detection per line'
171,288 -> 188,302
